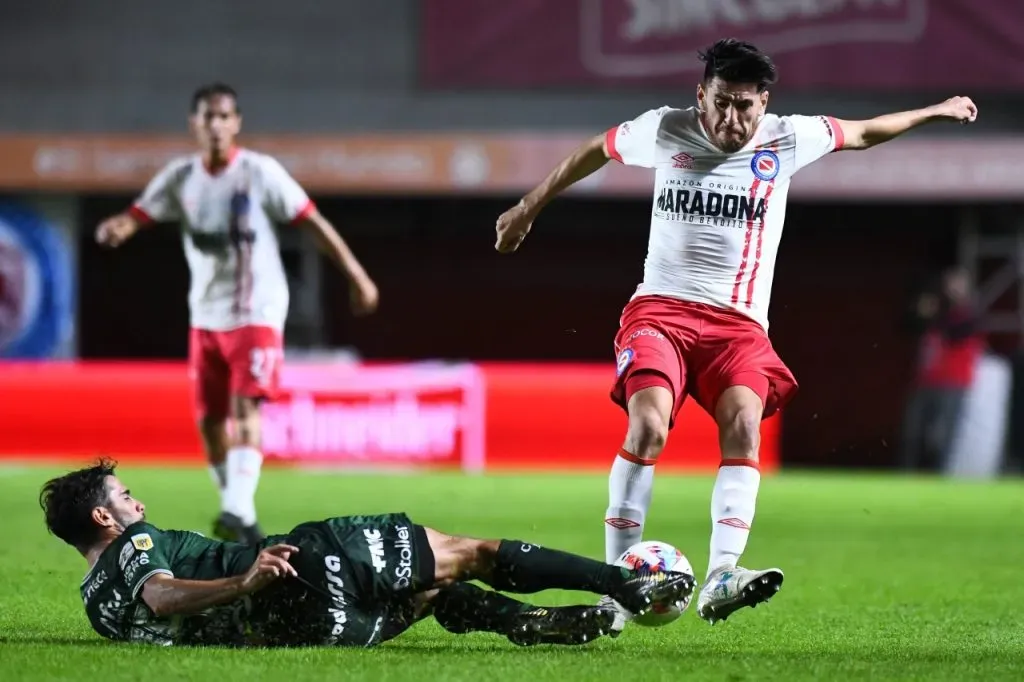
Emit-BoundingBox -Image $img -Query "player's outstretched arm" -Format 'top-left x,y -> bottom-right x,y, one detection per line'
141,544 -> 299,617
294,210 -> 379,317
494,132 -> 611,254
834,96 -> 977,151
95,212 -> 147,248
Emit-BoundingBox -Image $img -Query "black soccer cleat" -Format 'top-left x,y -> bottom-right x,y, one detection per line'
505,605 -> 616,647
610,569 -> 696,619
212,511 -> 266,545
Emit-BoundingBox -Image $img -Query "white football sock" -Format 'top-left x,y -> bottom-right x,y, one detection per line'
708,462 -> 761,578
604,450 -> 656,563
223,446 -> 263,526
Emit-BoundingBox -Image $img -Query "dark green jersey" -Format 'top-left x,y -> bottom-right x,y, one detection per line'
79,514 -> 434,647
80,521 -> 261,646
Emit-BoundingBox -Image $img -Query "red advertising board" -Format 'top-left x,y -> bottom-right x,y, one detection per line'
421,0 -> 1024,91
0,361 -> 779,472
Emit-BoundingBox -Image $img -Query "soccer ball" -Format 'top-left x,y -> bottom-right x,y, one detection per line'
614,540 -> 695,626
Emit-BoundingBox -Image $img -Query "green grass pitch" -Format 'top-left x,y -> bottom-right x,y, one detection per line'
1,465 -> 1022,681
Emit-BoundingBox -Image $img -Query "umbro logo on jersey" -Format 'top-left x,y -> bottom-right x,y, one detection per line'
672,152 -> 694,169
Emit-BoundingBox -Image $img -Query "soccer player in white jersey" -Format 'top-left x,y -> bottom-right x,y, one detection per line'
95,83 -> 379,544
494,39 -> 977,632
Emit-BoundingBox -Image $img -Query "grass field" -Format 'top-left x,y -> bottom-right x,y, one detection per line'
1,465 -> 1022,681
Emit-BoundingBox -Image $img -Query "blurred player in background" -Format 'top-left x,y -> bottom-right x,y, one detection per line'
41,459 -> 695,647
95,83 -> 379,545
494,39 -> 977,632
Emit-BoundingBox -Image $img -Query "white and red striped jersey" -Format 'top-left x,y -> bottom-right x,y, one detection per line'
130,148 -> 314,332
606,106 -> 843,330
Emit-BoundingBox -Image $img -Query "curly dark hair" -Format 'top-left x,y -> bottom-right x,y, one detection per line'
40,459 -> 118,549
699,38 -> 778,92
191,81 -> 239,114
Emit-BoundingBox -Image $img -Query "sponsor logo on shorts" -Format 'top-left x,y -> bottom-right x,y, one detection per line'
616,348 -> 634,377
323,555 -> 349,642
393,525 -> 414,590
627,328 -> 665,342
364,529 -> 387,573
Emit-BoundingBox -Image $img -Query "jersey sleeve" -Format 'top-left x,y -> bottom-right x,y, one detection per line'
116,524 -> 174,600
258,155 -> 316,225
605,107 -> 669,168
789,115 -> 846,173
129,160 -> 185,224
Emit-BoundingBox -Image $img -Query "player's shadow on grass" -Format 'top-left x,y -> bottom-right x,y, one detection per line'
380,638 -> 621,654
0,636 -> 111,647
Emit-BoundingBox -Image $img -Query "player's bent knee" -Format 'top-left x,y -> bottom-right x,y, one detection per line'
423,528 -> 498,585
231,396 -> 263,446
720,408 -> 761,460
624,400 -> 670,460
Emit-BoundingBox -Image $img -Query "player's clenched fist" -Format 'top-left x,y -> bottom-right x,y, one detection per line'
240,544 -> 299,592
95,214 -> 140,248
494,203 -> 535,254
932,96 -> 978,124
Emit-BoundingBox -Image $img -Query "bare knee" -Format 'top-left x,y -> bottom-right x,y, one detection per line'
231,396 -> 262,447
624,387 -> 673,461
715,387 -> 763,461
424,528 -> 498,585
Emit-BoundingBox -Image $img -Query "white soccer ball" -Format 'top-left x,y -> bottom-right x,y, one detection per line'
614,540 -> 695,626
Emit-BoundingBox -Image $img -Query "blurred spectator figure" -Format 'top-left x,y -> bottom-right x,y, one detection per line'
900,267 -> 985,472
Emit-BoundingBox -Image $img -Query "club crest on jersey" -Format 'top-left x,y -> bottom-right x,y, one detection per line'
131,533 -> 154,551
751,150 -> 780,182
616,348 -> 634,377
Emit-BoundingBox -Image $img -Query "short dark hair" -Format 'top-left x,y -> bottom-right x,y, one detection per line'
40,459 -> 118,549
190,82 -> 240,114
698,39 -> 777,92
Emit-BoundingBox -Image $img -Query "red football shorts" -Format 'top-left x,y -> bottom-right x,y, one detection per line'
188,325 -> 284,420
610,295 -> 797,428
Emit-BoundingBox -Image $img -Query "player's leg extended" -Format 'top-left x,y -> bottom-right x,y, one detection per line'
691,319 -> 795,623
429,581 -> 614,646
607,385 -> 673,561
606,313 -> 688,563
697,383 -> 784,623
604,306 -> 689,635
421,528 -> 695,629
219,326 -> 283,544
189,328 -> 235,534
219,394 -> 266,543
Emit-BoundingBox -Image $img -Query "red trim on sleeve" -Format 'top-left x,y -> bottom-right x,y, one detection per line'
288,199 -> 316,226
826,116 -> 845,152
605,126 -> 623,163
128,205 -> 154,225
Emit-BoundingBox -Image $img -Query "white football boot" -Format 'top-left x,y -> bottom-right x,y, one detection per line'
596,595 -> 632,638
696,566 -> 784,624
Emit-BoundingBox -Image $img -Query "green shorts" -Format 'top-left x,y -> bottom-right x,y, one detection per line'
258,513 -> 436,647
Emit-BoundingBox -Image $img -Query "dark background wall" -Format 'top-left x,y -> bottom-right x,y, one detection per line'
77,193 -> 965,469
